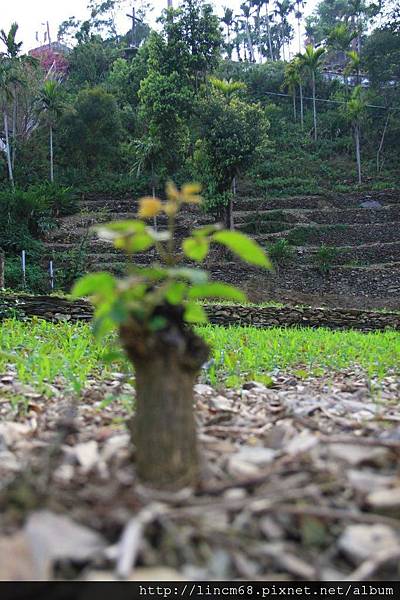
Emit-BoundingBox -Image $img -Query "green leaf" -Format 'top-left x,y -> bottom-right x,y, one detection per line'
188,282 -> 246,302
122,283 -> 148,302
212,231 -> 272,268
165,281 -> 188,305
92,314 -> 116,339
184,302 -> 208,324
71,273 -> 116,300
182,237 -> 209,261
101,349 -> 125,363
133,266 -> 169,281
115,232 -> 154,253
168,267 -> 209,284
108,300 -> 129,324
192,224 -> 222,238
148,315 -> 168,332
95,220 -> 146,236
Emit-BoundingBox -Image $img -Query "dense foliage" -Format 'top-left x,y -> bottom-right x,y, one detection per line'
0,0 -> 399,292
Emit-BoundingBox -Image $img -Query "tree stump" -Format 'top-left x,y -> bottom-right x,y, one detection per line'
120,304 -> 209,491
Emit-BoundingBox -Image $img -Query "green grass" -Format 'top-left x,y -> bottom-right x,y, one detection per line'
1,319 -> 400,400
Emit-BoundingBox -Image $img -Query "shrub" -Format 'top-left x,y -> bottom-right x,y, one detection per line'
4,257 -> 49,293
0,184 -> 76,293
27,182 -> 78,217
287,226 -> 314,246
314,245 -> 340,275
267,239 -> 294,266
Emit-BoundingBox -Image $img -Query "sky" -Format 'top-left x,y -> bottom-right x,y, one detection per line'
0,0 -> 319,53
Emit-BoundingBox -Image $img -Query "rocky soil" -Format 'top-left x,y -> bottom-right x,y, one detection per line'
42,188 -> 400,309
1,370 -> 400,581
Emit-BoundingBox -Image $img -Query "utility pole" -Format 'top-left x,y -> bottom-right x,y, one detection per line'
167,0 -> 173,7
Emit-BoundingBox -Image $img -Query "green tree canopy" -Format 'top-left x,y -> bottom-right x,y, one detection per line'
195,88 -> 269,220
60,86 -> 121,170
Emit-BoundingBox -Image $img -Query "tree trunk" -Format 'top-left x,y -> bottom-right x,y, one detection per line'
377,112 -> 390,174
225,196 -> 234,231
244,20 -> 255,62
255,7 -> 261,62
4,112 -> 14,189
227,26 -> 232,60
12,86 -> 17,169
297,17 -> 302,53
299,82 -> 304,130
225,178 -> 236,230
281,19 -> 286,61
355,124 -> 362,185
266,4 -> 273,61
0,249 -> 4,289
49,125 -> 54,183
151,161 -> 157,231
312,72 -> 317,141
120,311 -> 209,490
235,24 -> 242,61
293,92 -> 296,121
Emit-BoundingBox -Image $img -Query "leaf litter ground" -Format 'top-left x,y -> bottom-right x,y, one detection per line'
1,367 -> 400,581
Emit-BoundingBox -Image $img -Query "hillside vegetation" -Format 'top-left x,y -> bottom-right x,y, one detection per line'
0,0 -> 399,297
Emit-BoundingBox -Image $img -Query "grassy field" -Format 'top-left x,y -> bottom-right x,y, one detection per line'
1,319 -> 400,398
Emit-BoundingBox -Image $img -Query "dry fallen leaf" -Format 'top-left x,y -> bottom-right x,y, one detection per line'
338,524 -> 400,565
24,511 -> 107,579
0,533 -> 37,581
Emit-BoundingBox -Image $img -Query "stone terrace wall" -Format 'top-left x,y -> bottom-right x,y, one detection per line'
207,305 -> 400,332
1,294 -> 400,332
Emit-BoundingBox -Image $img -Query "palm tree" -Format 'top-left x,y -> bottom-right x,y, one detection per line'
275,0 -> 295,61
0,23 -> 22,170
37,79 -> 63,183
344,85 -> 366,184
345,49 -> 361,85
327,24 -> 357,93
209,77 -> 246,101
0,23 -> 37,168
295,1 -> 306,53
252,0 -> 264,61
327,23 -> 357,53
233,18 -> 243,61
0,58 -> 16,188
347,0 -> 364,54
0,23 -> 23,59
295,57 -> 305,130
297,44 -> 325,141
264,0 -> 274,61
282,61 -> 300,121
285,57 -> 305,128
132,136 -> 160,229
221,7 -> 235,59
240,2 -> 256,62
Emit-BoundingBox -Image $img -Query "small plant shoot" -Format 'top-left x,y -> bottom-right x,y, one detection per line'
72,182 -> 271,490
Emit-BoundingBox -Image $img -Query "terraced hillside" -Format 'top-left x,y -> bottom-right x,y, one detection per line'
44,187 -> 400,310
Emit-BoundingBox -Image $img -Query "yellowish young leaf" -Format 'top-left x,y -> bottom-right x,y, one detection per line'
166,180 -> 180,201
182,183 -> 201,195
164,201 -> 178,216
181,183 -> 203,204
138,197 -> 162,218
